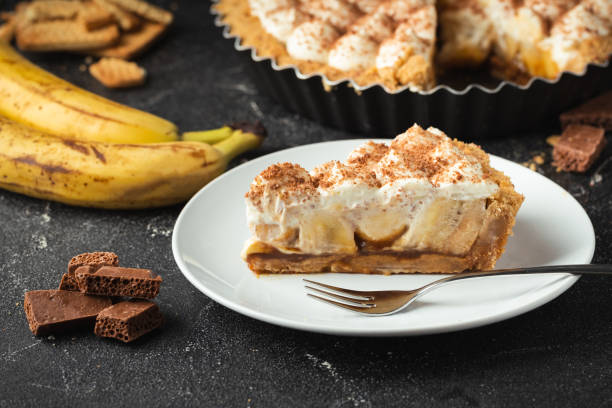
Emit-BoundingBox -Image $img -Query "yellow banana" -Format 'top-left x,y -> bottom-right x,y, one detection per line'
0,42 -> 178,144
0,116 -> 264,209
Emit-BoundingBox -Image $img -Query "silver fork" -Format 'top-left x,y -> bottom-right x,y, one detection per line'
304,264 -> 612,316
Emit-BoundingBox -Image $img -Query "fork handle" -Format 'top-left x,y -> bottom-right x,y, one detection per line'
431,264 -> 612,288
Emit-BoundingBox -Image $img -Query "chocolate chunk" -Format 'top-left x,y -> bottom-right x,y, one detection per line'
94,300 -> 163,343
58,273 -> 79,291
68,251 -> 119,274
75,266 -> 162,299
552,124 -> 606,172
561,91 -> 612,131
24,290 -> 111,336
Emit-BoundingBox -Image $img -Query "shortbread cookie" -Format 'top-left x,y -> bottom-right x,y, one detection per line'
92,0 -> 141,31
105,0 -> 173,24
87,20 -> 166,59
80,2 -> 115,31
22,1 -> 83,23
16,20 -> 119,51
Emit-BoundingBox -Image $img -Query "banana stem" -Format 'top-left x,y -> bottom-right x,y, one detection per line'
214,130 -> 264,161
182,126 -> 233,144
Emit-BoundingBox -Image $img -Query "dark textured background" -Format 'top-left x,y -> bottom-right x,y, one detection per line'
1,1 -> 611,407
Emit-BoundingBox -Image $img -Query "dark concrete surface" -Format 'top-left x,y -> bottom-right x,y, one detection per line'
1,1 -> 611,407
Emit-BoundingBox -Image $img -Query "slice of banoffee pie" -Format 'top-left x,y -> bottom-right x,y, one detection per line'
242,125 -> 523,274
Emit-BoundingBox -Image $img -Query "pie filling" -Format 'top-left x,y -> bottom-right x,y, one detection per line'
243,212 -> 513,274
242,125 -> 524,274
216,0 -> 612,90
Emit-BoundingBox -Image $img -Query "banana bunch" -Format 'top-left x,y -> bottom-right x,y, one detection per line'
0,43 -> 265,208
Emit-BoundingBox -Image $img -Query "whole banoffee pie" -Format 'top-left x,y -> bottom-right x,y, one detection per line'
216,0 -> 612,90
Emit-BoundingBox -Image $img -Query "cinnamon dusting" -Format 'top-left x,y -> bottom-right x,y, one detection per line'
246,125 -> 495,204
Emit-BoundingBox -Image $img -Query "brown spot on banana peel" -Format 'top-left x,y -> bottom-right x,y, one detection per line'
110,143 -> 213,163
116,143 -> 204,151
203,159 -> 219,168
117,179 -> 169,200
12,155 -> 75,174
90,146 -> 106,163
62,140 -> 90,155
191,150 -> 208,161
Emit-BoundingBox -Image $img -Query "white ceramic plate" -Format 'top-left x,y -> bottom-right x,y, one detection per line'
172,140 -> 595,336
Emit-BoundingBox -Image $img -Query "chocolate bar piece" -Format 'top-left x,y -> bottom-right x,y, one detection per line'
561,91 -> 612,131
75,266 -> 162,299
68,251 -> 119,274
552,125 -> 606,172
24,290 -> 111,336
94,300 -> 163,343
58,273 -> 79,291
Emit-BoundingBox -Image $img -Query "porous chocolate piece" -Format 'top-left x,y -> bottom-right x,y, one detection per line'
561,91 -> 612,131
94,300 -> 163,343
75,266 -> 162,299
552,125 -> 606,172
58,273 -> 79,291
68,251 -> 119,274
24,290 -> 111,336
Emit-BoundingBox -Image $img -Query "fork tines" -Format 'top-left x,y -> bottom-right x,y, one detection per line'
303,279 -> 375,312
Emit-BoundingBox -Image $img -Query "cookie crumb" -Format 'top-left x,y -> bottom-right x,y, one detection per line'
89,57 -> 146,88
546,135 -> 561,146
533,154 -> 545,165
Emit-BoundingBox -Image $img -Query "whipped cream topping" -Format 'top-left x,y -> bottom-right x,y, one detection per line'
245,125 -> 499,253
287,20 -> 339,63
526,0 -> 579,21
544,1 -> 612,70
329,33 -> 379,70
347,0 -> 387,13
300,0 -> 361,30
248,0 -> 435,86
249,0 -> 305,41
487,0 -> 611,72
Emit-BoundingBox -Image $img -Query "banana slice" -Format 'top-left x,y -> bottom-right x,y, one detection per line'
355,211 -> 407,246
446,199 -> 486,255
393,198 -> 486,255
299,212 -> 356,255
254,224 -> 298,247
